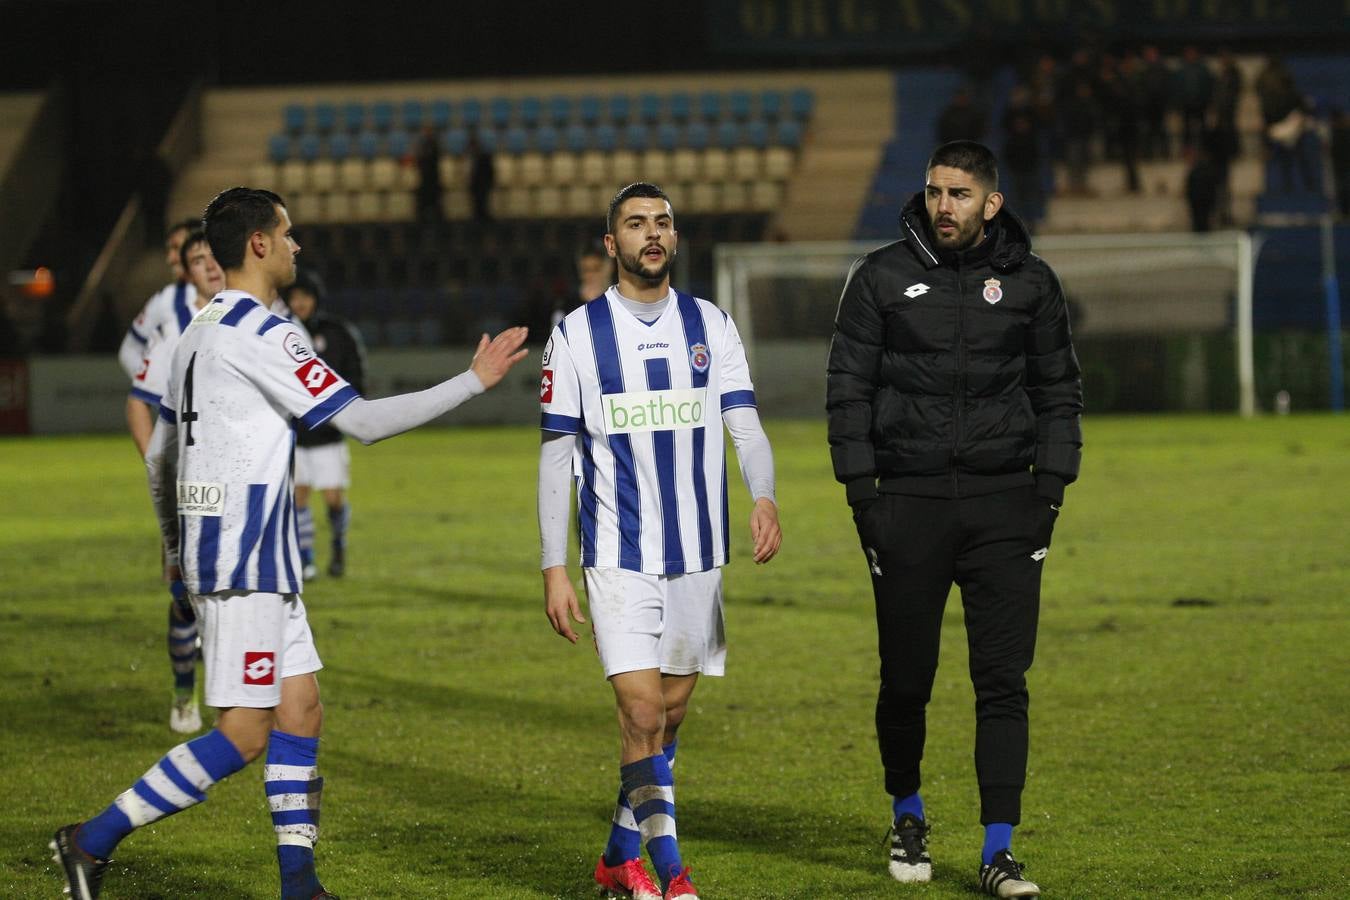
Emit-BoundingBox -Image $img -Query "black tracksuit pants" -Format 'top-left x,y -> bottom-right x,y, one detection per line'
854,484 -> 1055,825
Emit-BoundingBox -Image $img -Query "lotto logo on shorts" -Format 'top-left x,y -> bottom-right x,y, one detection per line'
294,359 -> 337,397
243,651 -> 276,685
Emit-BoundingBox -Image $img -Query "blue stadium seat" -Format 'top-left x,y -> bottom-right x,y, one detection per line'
284,103 -> 306,134
607,94 -> 632,124
745,119 -> 769,149
729,90 -> 753,121
503,127 -> 529,154
268,134 -> 292,163
638,92 -> 662,124
342,102 -> 365,133
624,123 -> 650,152
430,99 -> 452,130
656,122 -> 680,152
298,133 -> 322,161
476,128 -> 499,153
594,123 -> 618,152
314,103 -> 337,133
565,123 -> 591,153
579,94 -> 603,126
356,131 -> 381,160
386,130 -> 411,158
489,97 -> 512,129
442,127 -> 468,155
547,95 -> 572,127
759,89 -> 784,121
535,125 -> 560,154
518,96 -> 542,127
684,121 -> 710,150
401,99 -> 424,131
789,88 -> 814,121
460,98 -> 483,128
371,101 -> 395,132
715,121 -> 741,150
699,91 -> 723,122
328,132 -> 352,160
668,92 -> 692,122
774,120 -> 803,148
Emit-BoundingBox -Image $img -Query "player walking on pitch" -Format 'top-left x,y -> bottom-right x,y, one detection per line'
540,183 -> 782,900
51,187 -> 528,900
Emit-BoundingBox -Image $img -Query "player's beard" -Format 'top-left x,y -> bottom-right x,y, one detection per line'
617,243 -> 674,286
931,212 -> 985,251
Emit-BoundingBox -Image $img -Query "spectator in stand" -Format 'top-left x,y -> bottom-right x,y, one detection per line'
1174,46 -> 1214,151
1061,81 -> 1098,196
1139,45 -> 1172,160
937,87 -> 987,145
468,132 -> 495,224
1332,107 -> 1350,218
1028,54 -> 1061,160
414,126 -> 443,226
1185,144 -> 1222,233
1001,85 -> 1044,226
1255,55 -> 1317,193
1101,53 -> 1142,194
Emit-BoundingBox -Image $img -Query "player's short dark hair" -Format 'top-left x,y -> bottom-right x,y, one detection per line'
926,140 -> 999,192
203,187 -> 286,271
576,239 -> 608,263
285,267 -> 326,304
169,216 -> 200,237
178,229 -> 210,272
606,182 -> 672,234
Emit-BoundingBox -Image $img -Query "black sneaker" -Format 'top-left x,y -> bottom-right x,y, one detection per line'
50,824 -> 108,900
979,848 -> 1040,897
886,812 -> 932,883
327,546 -> 345,578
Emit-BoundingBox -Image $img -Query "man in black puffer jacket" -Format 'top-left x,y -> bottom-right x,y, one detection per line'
827,140 -> 1081,899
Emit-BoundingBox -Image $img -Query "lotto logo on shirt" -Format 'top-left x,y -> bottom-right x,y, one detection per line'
540,369 -> 554,403
243,651 -> 276,685
294,359 -> 337,397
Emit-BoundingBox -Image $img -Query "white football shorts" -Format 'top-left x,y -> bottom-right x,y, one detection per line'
192,590 -> 323,709
294,442 -> 350,490
583,566 -> 726,678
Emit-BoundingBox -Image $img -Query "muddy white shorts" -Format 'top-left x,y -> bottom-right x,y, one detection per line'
294,442 -> 350,490
583,566 -> 725,678
192,591 -> 323,709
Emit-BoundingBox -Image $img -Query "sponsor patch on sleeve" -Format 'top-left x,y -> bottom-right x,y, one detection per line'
295,359 -> 338,396
540,369 -> 554,403
283,330 -> 313,363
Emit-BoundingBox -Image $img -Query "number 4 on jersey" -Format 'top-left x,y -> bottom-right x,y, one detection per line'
294,359 -> 337,397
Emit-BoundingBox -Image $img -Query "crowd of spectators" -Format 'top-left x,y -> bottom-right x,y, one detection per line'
936,45 -> 1327,232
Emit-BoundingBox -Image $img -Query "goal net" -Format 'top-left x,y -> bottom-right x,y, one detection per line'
715,231 -> 1255,416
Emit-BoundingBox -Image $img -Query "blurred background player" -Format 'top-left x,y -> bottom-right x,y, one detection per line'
284,269 -> 367,578
541,183 -> 782,900
118,217 -> 201,456
550,241 -> 615,329
52,186 -> 528,900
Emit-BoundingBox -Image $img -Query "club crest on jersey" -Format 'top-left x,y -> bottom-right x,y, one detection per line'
689,342 -> 710,374
243,651 -> 276,685
294,359 -> 337,396
540,369 -> 554,403
283,331 -> 313,362
983,278 -> 1003,304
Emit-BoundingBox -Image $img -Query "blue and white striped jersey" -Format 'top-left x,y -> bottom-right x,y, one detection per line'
160,290 -> 359,594
540,287 -> 758,575
121,281 -> 199,399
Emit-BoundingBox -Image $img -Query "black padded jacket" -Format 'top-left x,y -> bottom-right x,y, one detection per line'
826,193 -> 1083,507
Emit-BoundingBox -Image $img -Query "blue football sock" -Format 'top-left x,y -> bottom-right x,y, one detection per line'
603,740 -> 678,867
167,584 -> 197,693
77,729 -> 246,859
983,822 -> 1014,865
893,791 -> 924,823
621,753 -> 682,890
297,506 -> 315,565
328,503 -> 349,551
265,730 -> 325,900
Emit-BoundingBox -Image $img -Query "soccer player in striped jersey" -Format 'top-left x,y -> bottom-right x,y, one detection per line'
132,229 -> 223,734
52,187 -> 528,900
540,183 -> 782,900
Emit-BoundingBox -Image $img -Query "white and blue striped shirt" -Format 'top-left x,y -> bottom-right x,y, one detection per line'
540,287 -> 757,575
159,291 -> 359,594
122,281 -> 199,405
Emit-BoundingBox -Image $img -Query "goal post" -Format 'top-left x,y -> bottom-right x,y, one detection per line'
715,231 -> 1256,417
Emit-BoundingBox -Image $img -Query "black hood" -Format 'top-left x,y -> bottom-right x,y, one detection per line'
898,191 -> 1032,273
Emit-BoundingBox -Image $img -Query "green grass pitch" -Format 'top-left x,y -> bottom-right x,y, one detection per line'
1,415 -> 1347,898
